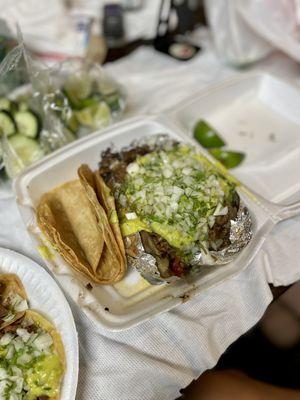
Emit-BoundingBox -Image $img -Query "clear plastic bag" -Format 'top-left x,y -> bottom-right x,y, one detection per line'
238,0 -> 300,63
46,59 -> 127,139
204,0 -> 273,67
0,42 -> 126,180
0,42 -> 74,179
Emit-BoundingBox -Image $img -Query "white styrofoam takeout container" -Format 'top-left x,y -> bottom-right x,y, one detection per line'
13,102 -> 300,330
168,73 -> 300,168
167,72 -> 300,202
0,248 -> 78,399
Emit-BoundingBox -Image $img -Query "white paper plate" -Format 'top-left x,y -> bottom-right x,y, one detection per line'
0,247 -> 78,400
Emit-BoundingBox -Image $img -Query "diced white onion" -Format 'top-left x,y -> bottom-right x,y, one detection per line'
33,333 -> 53,351
182,167 -> 192,175
170,202 -> 178,211
0,368 -> 7,380
163,169 -> 172,178
27,333 -> 38,346
201,250 -> 214,265
125,212 -> 137,220
17,353 -> 32,365
213,203 -> 222,216
208,216 -> 215,228
6,345 -> 14,360
11,366 -> 22,377
12,338 -> 24,352
214,204 -> 228,216
118,194 -> 126,207
0,380 -> 9,395
126,162 -> 139,175
14,377 -> 24,394
14,299 -> 28,313
0,333 -> 13,346
173,186 -> 184,195
9,392 -> 19,400
219,206 -> 228,216
16,328 -> 31,343
33,350 -> 41,358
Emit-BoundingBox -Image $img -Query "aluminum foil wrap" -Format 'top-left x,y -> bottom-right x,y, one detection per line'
106,134 -> 253,285
125,201 -> 252,285
125,234 -> 169,285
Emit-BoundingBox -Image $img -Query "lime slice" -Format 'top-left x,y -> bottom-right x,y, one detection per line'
209,149 -> 245,169
79,96 -> 102,109
66,113 -> 79,134
63,74 -> 93,108
97,80 -> 118,96
75,102 -> 111,130
193,120 -> 225,148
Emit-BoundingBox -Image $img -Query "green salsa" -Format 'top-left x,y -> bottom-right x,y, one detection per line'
26,354 -> 63,399
0,325 -> 63,399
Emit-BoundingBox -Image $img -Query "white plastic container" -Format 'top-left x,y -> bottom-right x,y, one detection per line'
0,248 -> 78,399
166,72 -> 300,203
13,105 -> 300,331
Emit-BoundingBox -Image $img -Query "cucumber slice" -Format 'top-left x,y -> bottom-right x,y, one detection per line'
75,102 -> 111,130
209,149 -> 245,169
193,120 -> 225,148
8,134 -> 44,167
14,111 -> 40,138
18,101 -> 29,112
9,100 -> 18,114
0,98 -> 11,111
0,110 -> 16,136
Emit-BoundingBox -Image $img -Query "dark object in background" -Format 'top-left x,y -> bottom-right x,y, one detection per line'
216,325 -> 300,389
154,34 -> 199,61
153,0 -> 201,61
103,4 -> 125,48
104,0 -> 205,63
0,20 -> 17,63
0,19 -> 17,61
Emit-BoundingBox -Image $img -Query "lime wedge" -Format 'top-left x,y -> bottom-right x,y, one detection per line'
193,120 -> 225,148
75,102 -> 111,130
63,74 -> 93,108
66,113 -> 79,134
209,149 -> 245,169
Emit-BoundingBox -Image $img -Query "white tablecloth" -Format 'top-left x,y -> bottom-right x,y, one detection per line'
1,32 -> 300,400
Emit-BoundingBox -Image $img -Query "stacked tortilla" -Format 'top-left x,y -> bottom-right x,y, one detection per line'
37,165 -> 127,284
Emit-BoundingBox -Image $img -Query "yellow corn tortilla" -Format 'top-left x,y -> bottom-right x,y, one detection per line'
0,274 -> 28,329
78,165 -> 126,282
94,170 -> 126,266
37,167 -> 126,284
20,309 -> 65,400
